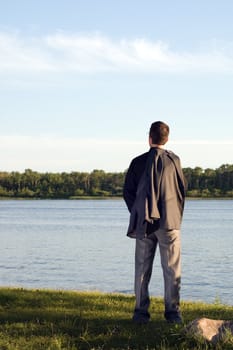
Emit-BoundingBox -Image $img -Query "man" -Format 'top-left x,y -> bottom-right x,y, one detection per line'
123,121 -> 185,324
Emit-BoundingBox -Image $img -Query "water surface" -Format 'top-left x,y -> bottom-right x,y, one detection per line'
0,199 -> 232,305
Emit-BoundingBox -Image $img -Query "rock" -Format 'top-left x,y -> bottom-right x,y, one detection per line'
185,317 -> 233,344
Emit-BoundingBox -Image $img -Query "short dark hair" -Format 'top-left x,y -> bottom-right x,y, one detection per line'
149,121 -> 169,145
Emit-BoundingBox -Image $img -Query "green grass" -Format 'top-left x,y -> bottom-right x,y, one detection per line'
0,288 -> 233,349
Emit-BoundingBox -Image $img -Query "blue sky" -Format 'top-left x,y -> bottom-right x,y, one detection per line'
1,0 -> 233,172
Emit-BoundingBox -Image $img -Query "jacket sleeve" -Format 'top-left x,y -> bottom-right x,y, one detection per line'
123,160 -> 138,212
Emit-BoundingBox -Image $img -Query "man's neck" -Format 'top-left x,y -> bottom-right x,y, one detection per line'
150,144 -> 165,149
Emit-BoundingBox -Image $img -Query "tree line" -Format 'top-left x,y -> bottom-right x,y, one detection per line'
0,164 -> 233,199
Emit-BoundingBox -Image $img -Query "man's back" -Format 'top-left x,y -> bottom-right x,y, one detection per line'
124,147 -> 185,239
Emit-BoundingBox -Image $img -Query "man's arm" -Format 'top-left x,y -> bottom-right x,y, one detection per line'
123,151 -> 148,212
123,161 -> 137,212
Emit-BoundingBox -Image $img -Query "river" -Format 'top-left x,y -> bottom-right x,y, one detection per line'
0,199 -> 232,305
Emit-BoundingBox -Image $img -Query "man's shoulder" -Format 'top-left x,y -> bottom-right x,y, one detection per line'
130,149 -> 181,166
131,151 -> 149,165
164,149 -> 180,161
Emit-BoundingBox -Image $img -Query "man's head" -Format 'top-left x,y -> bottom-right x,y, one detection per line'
149,121 -> 169,146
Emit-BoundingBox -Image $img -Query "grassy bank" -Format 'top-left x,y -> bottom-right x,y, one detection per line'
0,288 -> 233,349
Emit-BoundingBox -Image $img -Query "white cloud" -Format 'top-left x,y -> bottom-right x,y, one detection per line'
0,135 -> 232,172
0,32 -> 53,72
1,31 -> 233,74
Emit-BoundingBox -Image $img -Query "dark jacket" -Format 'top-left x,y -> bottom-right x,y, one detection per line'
123,147 -> 185,239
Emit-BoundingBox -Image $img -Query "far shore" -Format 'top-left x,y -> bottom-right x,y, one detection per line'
0,196 -> 233,200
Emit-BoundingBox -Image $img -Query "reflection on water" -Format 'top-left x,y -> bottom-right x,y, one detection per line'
0,199 -> 233,305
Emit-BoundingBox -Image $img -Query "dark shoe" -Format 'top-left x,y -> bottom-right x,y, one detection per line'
165,311 -> 182,324
132,314 -> 149,325
132,310 -> 150,325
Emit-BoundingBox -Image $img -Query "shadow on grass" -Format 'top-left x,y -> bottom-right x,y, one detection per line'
0,288 -> 233,349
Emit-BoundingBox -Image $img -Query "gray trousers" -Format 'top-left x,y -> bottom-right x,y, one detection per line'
134,228 -> 181,317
